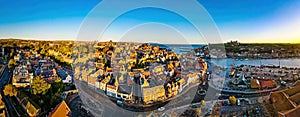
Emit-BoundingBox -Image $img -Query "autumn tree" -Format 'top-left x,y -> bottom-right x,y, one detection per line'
33,78 -> 66,109
9,49 -> 15,58
229,96 -> 237,105
8,59 -> 16,69
201,100 -> 206,106
0,95 -> 4,109
3,84 -> 17,97
196,108 -> 201,117
30,76 -> 51,95
49,78 -> 66,106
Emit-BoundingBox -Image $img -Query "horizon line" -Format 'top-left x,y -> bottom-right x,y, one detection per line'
1,38 -> 300,44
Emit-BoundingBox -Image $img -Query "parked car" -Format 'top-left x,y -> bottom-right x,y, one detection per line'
281,81 -> 287,86
222,100 -> 230,106
204,109 -> 212,116
117,100 -> 123,106
157,107 -> 165,112
237,99 -> 241,106
80,105 -> 90,114
255,107 -> 260,114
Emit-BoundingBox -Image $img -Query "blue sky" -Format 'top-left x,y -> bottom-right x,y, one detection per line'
0,0 -> 300,43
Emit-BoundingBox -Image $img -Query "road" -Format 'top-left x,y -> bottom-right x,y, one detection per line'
75,77 -> 220,117
132,77 -> 142,104
0,65 -> 19,117
75,80 -> 136,117
72,66 -> 218,117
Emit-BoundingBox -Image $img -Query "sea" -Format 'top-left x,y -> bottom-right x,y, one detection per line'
150,43 -> 204,54
153,43 -> 300,68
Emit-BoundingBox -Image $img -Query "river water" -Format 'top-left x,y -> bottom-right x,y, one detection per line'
161,44 -> 300,68
209,58 -> 300,68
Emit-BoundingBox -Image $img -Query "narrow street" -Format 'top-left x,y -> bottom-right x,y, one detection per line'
0,66 -> 19,117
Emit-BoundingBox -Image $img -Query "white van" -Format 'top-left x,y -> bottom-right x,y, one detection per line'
237,99 -> 241,106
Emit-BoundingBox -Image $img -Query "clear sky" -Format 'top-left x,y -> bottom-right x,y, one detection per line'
0,0 -> 300,43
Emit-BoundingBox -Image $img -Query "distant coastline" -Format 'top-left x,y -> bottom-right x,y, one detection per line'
1,38 -> 300,44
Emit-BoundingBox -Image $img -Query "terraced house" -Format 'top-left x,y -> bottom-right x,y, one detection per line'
12,65 -> 32,88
